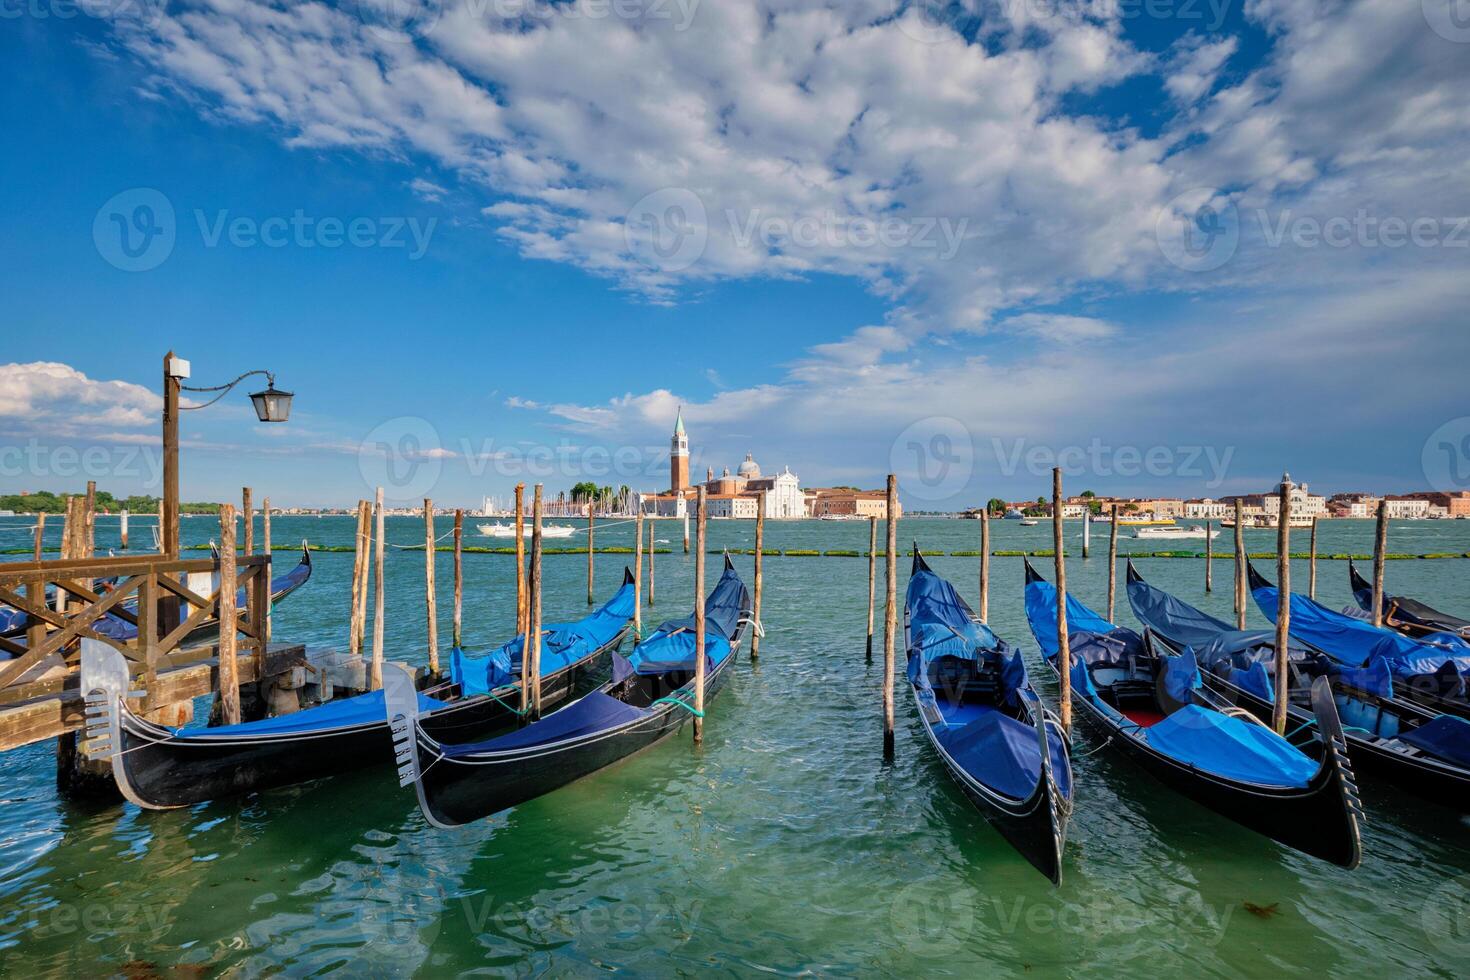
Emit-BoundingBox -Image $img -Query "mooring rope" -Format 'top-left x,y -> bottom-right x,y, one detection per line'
651,695 -> 704,718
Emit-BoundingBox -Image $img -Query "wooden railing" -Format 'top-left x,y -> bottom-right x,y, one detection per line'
0,553 -> 271,705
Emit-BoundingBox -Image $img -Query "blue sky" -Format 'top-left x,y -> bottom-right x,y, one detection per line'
2,2 -> 1469,509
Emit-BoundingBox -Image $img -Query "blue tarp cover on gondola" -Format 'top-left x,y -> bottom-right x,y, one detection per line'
451,578 -> 636,695
1398,714 -> 1470,768
1253,576 -> 1470,677
1328,657 -> 1394,699
1142,705 -> 1317,788
1024,575 -> 1116,658
1163,647 -> 1203,702
936,710 -> 1064,800
442,691 -> 647,756
625,563 -> 748,676
1129,568 -> 1314,666
1229,662 -> 1276,702
199,688 -> 446,737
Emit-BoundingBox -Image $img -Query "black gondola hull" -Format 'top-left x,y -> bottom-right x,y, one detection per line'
100,631 -> 621,808
415,653 -> 737,828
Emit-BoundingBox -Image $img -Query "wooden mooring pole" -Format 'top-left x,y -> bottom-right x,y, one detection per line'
647,520 -> 656,607
693,485 -> 708,744
1204,519 -> 1213,592
242,488 -> 254,656
586,506 -> 595,605
1234,499 -> 1247,629
883,474 -> 898,758
979,508 -> 990,623
1308,516 -> 1318,600
262,498 -> 272,557
1272,485 -> 1292,734
424,499 -> 439,677
1106,504 -> 1119,623
751,492 -> 765,661
32,513 -> 44,562
1054,469 -> 1072,735
514,483 -> 527,637
85,480 -> 96,557
120,510 -> 129,550
350,500 -> 371,657
530,484 -> 544,719
453,509 -> 464,650
217,503 -> 241,725
371,487 -> 385,691
866,516 -> 877,662
1372,500 -> 1388,627
683,503 -> 690,554
1082,508 -> 1090,559
633,510 -> 644,638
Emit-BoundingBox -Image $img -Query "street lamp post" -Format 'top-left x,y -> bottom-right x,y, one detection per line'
161,351 -> 293,558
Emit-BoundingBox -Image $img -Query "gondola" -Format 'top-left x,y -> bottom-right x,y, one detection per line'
1023,560 -> 1362,868
385,555 -> 753,829
1129,561 -> 1470,812
905,551 -> 1072,884
1,547 -> 314,648
80,569 -> 638,808
1348,560 -> 1470,640
1248,561 -> 1470,720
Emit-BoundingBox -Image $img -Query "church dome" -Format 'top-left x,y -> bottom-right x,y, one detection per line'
737,453 -> 761,479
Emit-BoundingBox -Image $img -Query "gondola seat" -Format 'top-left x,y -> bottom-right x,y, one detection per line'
1141,705 -> 1318,788
935,709 -> 1067,800
1398,714 -> 1470,767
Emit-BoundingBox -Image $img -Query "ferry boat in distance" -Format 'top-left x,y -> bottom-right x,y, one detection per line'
1134,525 -> 1220,540
477,522 -> 578,539
1004,508 -> 1025,520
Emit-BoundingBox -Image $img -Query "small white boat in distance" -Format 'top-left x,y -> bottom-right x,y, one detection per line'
1133,525 -> 1220,540
1019,518 -> 1040,527
1004,508 -> 1025,520
477,523 -> 578,539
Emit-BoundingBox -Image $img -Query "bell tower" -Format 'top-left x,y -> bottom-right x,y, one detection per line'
670,407 -> 690,491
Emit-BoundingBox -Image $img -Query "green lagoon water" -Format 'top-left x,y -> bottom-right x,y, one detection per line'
1,514 -> 1468,976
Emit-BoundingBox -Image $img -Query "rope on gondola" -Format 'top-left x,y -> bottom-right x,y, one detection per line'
1072,736 -> 1112,758
651,695 -> 704,718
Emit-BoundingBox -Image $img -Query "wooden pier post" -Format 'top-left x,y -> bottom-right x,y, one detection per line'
883,475 -> 898,758
979,509 -> 990,623
586,506 -> 595,605
693,485 -> 708,744
261,497 -> 272,648
647,520 -> 656,607
1204,520 -> 1213,592
866,515 -> 878,661
751,492 -> 765,661
1082,508 -> 1091,559
350,500 -> 371,656
424,499 -> 439,677
1054,469 -> 1072,735
84,480 -> 96,557
453,510 -> 464,650
1372,500 -> 1388,627
1106,504 -> 1119,622
1272,484 -> 1292,734
514,483 -> 527,637
371,488 -> 385,691
32,513 -> 44,562
120,510 -> 129,550
217,503 -> 241,726
683,503 -> 690,554
530,485 -> 544,718
1234,499 -> 1247,629
242,488 -> 253,556
262,498 -> 272,556
633,510 -> 644,638
1308,516 -> 1318,600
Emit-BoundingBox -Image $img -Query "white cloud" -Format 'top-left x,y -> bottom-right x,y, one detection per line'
0,362 -> 160,438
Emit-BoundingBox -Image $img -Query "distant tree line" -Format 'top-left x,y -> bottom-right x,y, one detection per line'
0,490 -> 219,514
